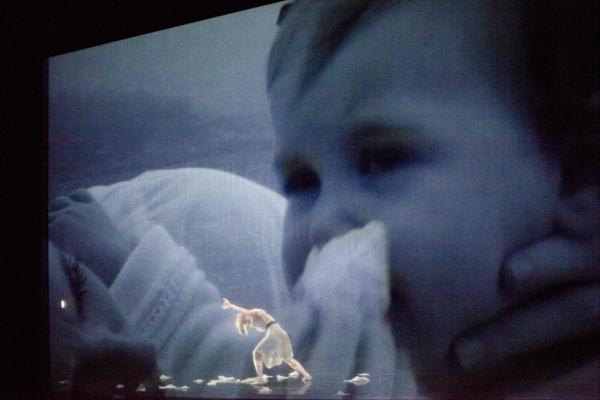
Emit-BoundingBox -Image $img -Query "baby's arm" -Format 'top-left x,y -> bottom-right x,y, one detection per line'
48,243 -> 157,395
110,225 -> 254,384
48,188 -> 133,286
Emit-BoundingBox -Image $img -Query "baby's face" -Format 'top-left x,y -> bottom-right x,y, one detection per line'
270,2 -> 561,383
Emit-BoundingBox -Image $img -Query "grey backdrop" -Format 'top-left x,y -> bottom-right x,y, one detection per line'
48,2 -> 284,199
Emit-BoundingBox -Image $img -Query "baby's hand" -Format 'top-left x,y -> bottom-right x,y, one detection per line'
453,190 -> 599,388
454,238 -> 599,372
49,188 -> 133,286
49,245 -> 157,394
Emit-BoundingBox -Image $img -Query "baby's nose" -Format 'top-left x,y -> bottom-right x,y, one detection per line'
308,195 -> 361,249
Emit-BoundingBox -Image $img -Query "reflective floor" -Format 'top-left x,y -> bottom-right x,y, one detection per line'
53,371 -> 406,399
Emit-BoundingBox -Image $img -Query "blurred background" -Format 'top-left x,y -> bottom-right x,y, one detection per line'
48,1 -> 284,198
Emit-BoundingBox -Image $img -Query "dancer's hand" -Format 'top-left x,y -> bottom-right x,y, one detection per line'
221,298 -> 231,309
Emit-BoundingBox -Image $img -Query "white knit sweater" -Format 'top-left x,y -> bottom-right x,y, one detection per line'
88,168 -> 288,382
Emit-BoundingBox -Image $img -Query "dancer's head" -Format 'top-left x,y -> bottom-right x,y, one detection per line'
267,0 -> 599,393
235,312 -> 255,336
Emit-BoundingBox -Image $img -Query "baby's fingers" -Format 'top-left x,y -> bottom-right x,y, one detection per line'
49,195 -> 72,212
453,283 -> 599,372
502,236 -> 599,295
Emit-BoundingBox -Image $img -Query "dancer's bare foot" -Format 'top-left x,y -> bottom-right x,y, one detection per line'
49,188 -> 134,286
243,377 -> 266,385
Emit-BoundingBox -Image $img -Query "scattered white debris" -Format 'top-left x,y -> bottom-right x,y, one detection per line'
357,372 -> 370,377
136,384 -> 146,392
159,374 -> 172,383
336,391 -> 350,396
193,379 -> 205,385
58,380 -> 68,385
206,375 -> 242,386
159,384 -> 176,390
115,384 -> 124,390
159,384 -> 189,392
288,371 -> 300,379
344,376 -> 370,385
258,386 -> 273,394
276,374 -> 289,382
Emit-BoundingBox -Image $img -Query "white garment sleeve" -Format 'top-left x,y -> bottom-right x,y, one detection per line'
110,224 -> 256,383
91,168 -> 289,314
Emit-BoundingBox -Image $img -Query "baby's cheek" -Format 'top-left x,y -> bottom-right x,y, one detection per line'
385,210 -> 511,369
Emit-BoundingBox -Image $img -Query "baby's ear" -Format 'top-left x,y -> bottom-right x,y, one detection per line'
502,183 -> 599,294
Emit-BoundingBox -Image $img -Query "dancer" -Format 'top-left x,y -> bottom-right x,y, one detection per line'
222,298 -> 312,385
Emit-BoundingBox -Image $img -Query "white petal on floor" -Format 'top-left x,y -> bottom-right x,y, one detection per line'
207,377 -> 241,386
159,374 -> 172,383
193,379 -> 205,385
258,387 -> 273,394
344,376 -> 370,385
136,384 -> 146,392
336,391 -> 350,396
159,384 -> 177,390
115,384 -> 124,390
288,371 -> 300,379
357,372 -> 370,377
159,384 -> 189,392
241,377 -> 261,385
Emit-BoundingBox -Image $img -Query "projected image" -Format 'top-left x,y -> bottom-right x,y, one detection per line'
47,1 -> 599,399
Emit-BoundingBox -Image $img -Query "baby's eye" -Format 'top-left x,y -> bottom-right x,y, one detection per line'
348,123 -> 422,177
357,144 -> 413,176
282,167 -> 321,196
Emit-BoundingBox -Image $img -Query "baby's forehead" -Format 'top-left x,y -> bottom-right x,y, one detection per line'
269,1 -> 506,109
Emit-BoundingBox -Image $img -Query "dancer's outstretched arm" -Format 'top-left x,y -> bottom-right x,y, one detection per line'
222,298 -> 250,314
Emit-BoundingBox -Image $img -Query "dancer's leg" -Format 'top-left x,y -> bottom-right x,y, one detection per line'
253,351 -> 266,384
285,358 -> 312,381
